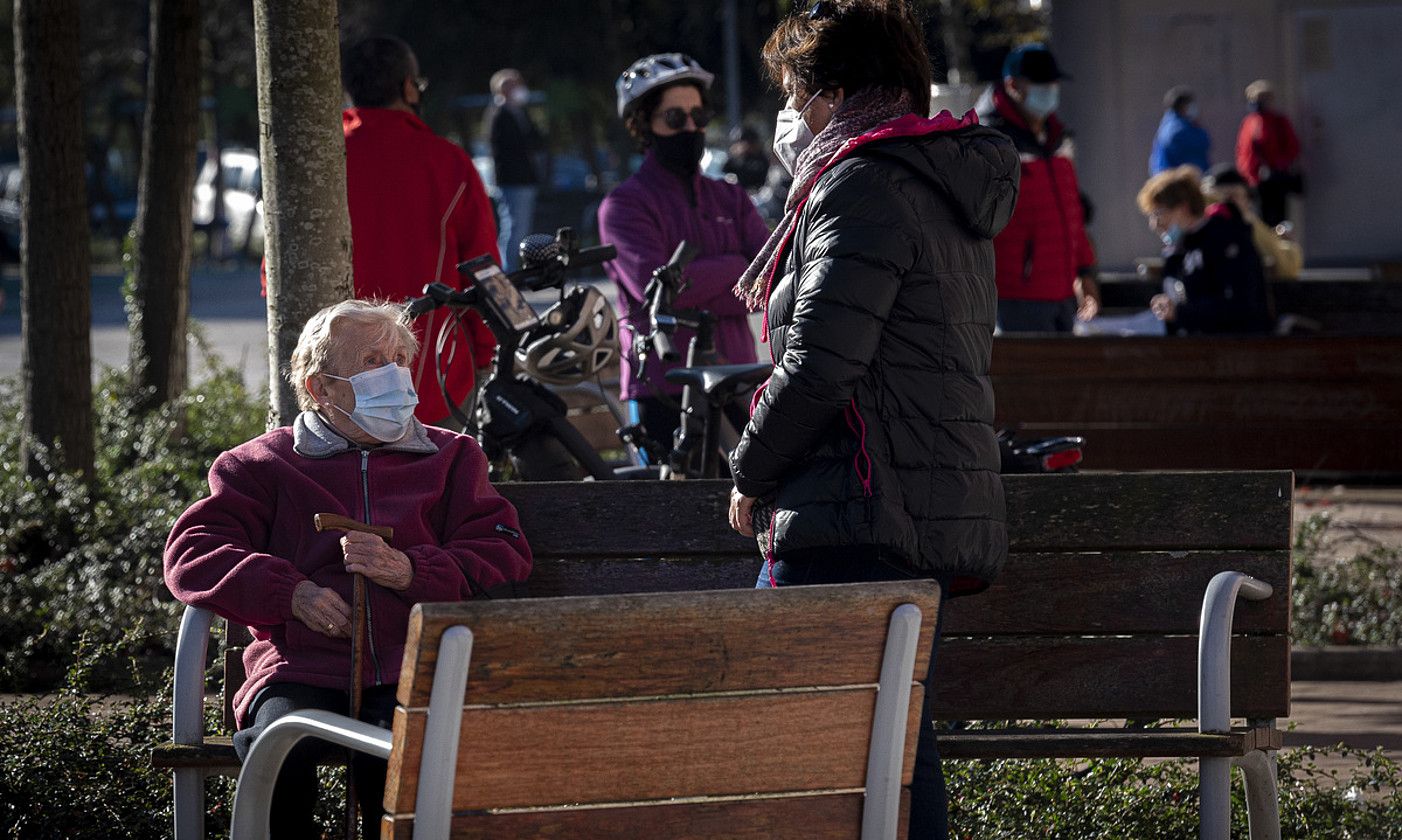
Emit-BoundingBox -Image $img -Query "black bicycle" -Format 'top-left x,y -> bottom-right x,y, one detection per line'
628,241 -> 772,479
406,228 -> 653,481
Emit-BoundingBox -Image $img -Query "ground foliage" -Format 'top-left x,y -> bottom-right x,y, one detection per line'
0,347 -> 264,691
1292,512 -> 1402,647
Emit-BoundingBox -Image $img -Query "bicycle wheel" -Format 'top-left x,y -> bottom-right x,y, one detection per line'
509,433 -> 588,481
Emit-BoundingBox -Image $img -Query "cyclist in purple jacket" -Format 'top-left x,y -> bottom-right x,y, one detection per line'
599,53 -> 772,449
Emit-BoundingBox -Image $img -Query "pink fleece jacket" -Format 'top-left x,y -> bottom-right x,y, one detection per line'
163,412 -> 532,727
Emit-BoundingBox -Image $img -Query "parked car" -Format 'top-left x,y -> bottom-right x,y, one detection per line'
193,146 -> 264,255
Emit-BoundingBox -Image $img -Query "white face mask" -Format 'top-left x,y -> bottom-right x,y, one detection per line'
508,87 -> 530,107
772,90 -> 825,176
322,363 -> 419,442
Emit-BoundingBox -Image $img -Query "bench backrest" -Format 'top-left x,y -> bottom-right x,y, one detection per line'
220,472 -> 1292,728
990,336 -> 1402,474
379,581 -> 941,838
500,472 -> 1294,722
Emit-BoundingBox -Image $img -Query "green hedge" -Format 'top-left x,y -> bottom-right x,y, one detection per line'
0,352 -> 265,691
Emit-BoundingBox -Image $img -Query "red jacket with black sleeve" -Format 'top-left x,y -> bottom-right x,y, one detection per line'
977,86 -> 1095,302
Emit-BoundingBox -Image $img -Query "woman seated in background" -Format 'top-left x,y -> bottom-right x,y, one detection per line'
1202,162 -> 1303,280
1138,165 -> 1273,334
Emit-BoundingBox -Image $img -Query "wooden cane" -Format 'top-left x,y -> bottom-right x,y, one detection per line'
313,513 -> 393,840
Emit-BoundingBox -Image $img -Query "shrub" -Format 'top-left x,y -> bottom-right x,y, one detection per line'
946,743 -> 1402,838
1292,512 -> 1402,647
0,349 -> 265,691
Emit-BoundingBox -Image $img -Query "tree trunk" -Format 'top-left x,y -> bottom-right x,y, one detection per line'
129,0 -> 201,412
253,0 -> 354,427
15,0 -> 94,480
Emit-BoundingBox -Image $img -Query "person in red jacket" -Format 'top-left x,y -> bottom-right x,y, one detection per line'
164,300 -> 532,839
1235,79 -> 1302,227
342,35 -> 500,427
977,43 -> 1099,333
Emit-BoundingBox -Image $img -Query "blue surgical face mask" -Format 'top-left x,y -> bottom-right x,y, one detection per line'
1160,224 -> 1184,248
1022,83 -> 1060,119
322,363 -> 418,442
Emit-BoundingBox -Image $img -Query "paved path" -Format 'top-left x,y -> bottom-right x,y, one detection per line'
1283,681 -> 1402,776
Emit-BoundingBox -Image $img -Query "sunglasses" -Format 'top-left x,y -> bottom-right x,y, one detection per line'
655,106 -> 713,131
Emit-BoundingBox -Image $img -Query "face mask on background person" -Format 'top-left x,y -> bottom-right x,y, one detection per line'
1183,102 -> 1200,121
322,363 -> 419,443
509,86 -> 530,107
651,130 -> 706,176
772,90 -> 825,176
1022,83 -> 1060,119
1160,224 -> 1184,249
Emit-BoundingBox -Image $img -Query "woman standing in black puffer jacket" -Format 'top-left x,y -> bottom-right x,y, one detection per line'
725,2 -> 1019,837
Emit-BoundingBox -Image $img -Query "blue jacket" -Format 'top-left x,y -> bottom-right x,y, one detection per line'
1149,110 -> 1211,175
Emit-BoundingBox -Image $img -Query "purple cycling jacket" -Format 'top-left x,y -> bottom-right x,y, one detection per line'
598,151 -> 772,400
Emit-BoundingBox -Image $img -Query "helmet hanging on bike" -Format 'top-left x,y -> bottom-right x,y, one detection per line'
615,53 -> 714,119
516,286 -> 620,386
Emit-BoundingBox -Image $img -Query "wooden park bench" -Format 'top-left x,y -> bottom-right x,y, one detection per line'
228,581 -> 939,839
154,470 -> 1293,839
992,335 -> 1402,476
1096,273 -> 1402,336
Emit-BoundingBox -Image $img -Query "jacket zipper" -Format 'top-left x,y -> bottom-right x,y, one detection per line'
359,449 -> 383,686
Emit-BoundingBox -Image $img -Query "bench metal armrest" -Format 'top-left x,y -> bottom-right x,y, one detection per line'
229,710 -> 393,840
1197,571 -> 1273,734
173,605 -> 217,746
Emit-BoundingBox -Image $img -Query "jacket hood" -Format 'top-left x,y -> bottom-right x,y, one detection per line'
853,111 -> 1021,240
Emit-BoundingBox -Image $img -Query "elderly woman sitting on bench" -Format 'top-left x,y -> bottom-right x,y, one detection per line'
163,299 -> 532,839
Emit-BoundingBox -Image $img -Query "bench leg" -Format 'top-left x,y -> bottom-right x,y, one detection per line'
173,767 -> 203,840
1233,750 -> 1281,840
1200,757 -> 1231,840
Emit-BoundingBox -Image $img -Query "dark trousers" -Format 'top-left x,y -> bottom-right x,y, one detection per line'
997,296 -> 1077,333
757,547 -> 952,840
233,682 -> 399,840
1257,174 -> 1292,227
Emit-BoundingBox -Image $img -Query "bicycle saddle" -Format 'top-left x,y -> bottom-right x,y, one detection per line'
664,362 -> 771,399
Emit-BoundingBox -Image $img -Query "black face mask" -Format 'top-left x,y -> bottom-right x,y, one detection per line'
651,131 -> 705,177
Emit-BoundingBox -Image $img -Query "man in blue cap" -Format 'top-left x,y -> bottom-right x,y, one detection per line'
977,43 -> 1099,333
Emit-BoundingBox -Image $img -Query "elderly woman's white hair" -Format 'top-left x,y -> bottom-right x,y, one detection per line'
288,299 -> 420,411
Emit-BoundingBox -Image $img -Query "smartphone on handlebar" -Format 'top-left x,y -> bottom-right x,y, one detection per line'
472,263 -> 540,333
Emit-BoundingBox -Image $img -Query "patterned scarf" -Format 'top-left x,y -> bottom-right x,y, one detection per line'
735,87 -> 914,310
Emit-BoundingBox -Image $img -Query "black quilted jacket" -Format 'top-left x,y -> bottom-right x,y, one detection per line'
731,122 -> 1019,592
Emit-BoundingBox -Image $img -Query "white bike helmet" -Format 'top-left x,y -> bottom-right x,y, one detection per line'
516,286 -> 620,386
615,53 -> 715,119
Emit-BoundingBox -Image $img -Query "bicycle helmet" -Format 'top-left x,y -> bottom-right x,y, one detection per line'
516,286 -> 620,386
615,53 -> 714,119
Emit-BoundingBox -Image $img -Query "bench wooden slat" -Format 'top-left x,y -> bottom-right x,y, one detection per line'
940,726 -> 1282,759
498,473 -> 1293,555
992,335 -> 1402,379
385,687 -> 921,812
1007,424 -> 1397,473
151,737 -> 239,770
396,583 -> 939,707
524,550 -> 1289,635
380,790 -> 909,840
997,381 -> 1402,426
933,635 -> 1290,720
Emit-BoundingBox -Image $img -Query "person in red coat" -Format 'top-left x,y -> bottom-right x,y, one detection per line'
977,44 -> 1099,333
1235,78 -> 1302,227
341,35 -> 500,427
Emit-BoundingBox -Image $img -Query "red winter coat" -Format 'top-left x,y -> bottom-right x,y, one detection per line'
344,107 -> 500,423
1235,109 -> 1300,186
163,412 -> 532,727
977,87 -> 1095,302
